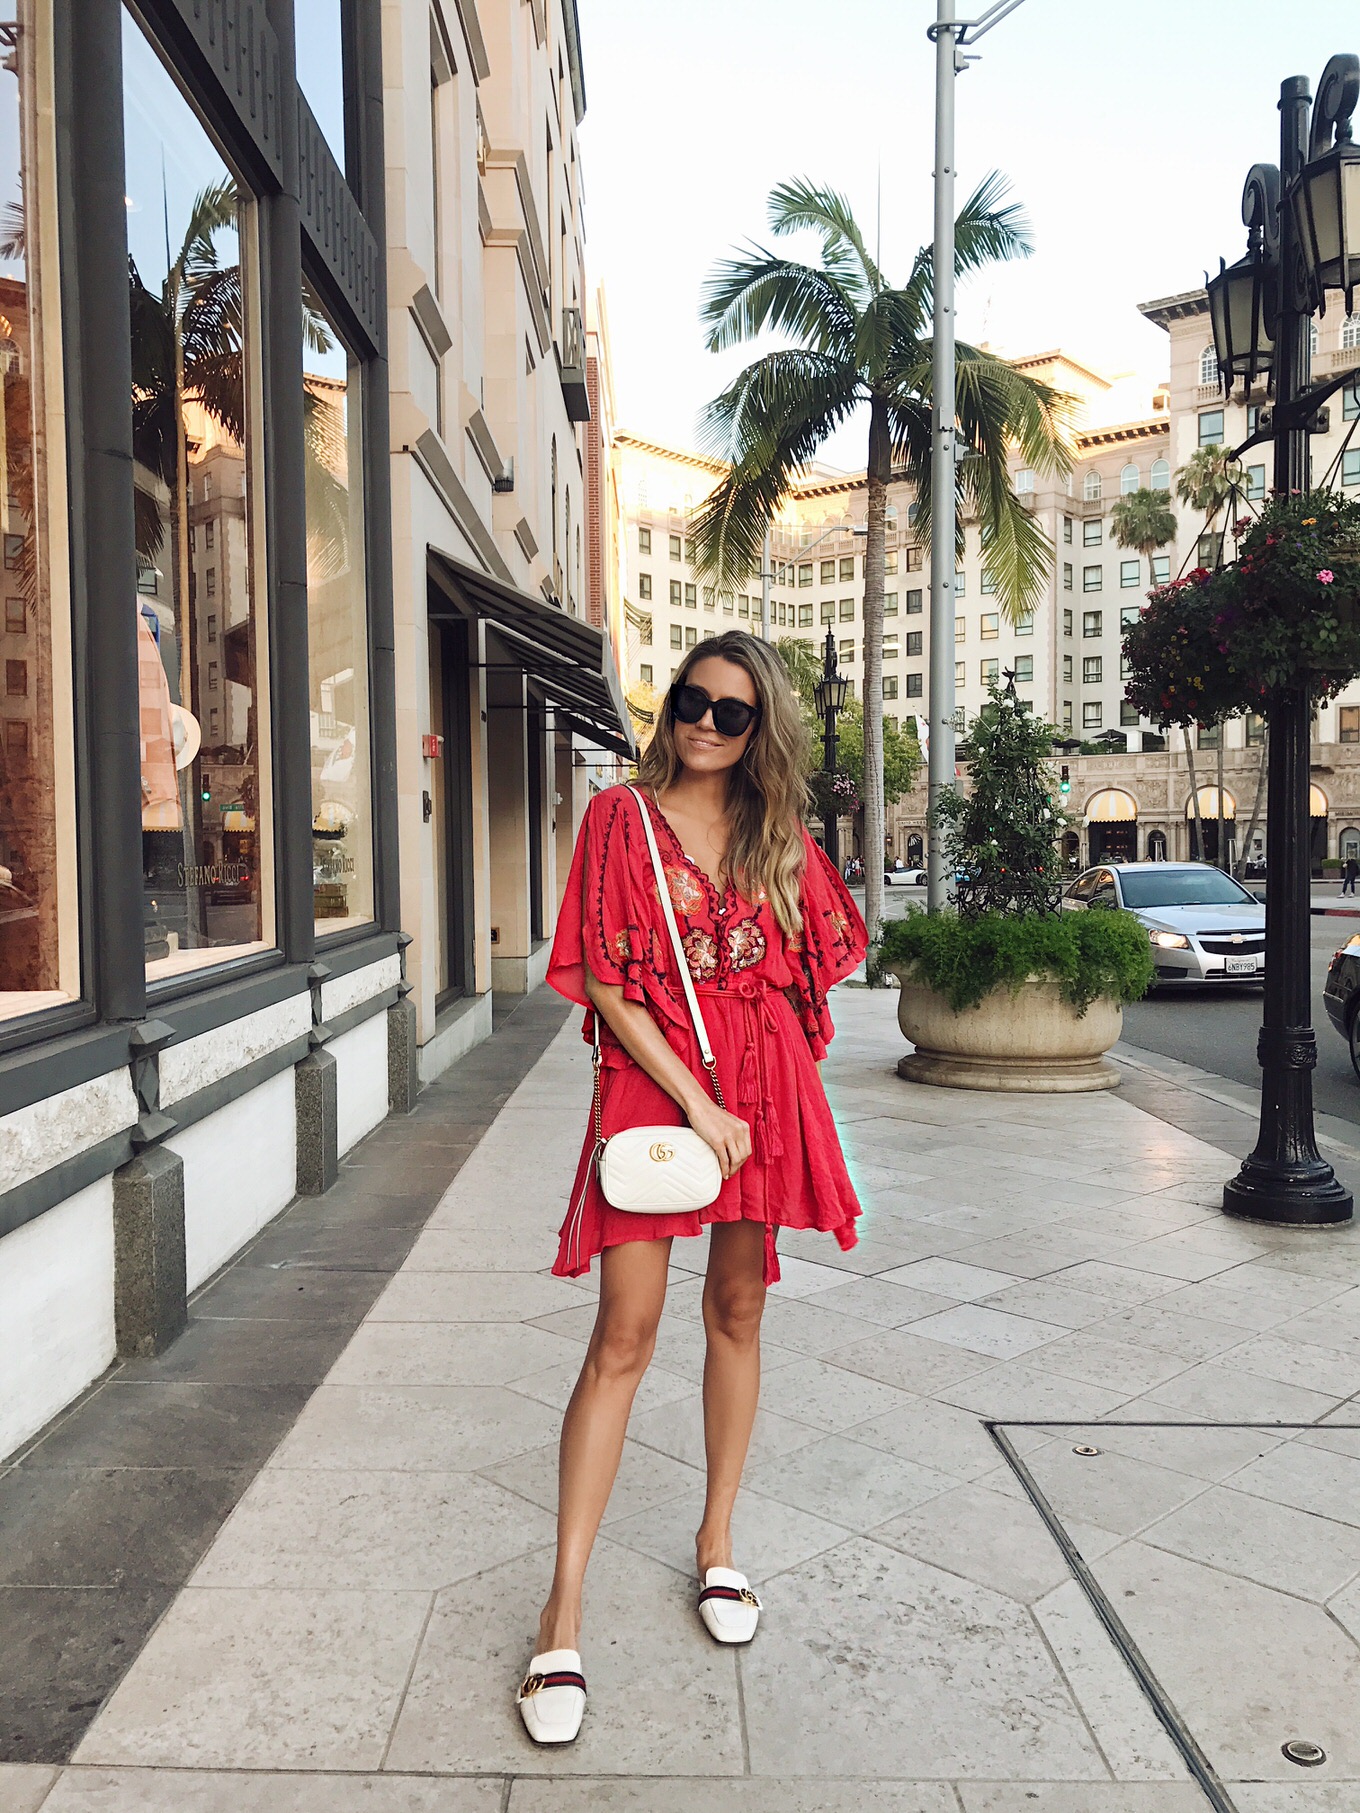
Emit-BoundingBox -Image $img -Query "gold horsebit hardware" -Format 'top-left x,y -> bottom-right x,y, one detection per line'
648,1140 -> 675,1162
519,1673 -> 545,1698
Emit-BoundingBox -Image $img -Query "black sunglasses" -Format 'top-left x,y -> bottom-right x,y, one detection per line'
670,682 -> 761,739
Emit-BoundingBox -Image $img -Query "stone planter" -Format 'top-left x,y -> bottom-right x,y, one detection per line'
891,971 -> 1122,1093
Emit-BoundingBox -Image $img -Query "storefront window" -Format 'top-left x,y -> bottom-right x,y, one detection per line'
304,282 -> 372,931
0,3 -> 78,1022
123,10 -> 272,982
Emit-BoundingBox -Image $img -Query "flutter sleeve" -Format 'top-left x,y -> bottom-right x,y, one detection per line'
547,788 -> 682,1045
786,830 -> 869,1058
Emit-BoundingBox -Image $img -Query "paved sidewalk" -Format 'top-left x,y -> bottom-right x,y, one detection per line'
6,988 -> 1360,1812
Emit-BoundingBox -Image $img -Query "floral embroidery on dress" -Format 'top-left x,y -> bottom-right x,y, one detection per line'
727,917 -> 767,970
610,929 -> 634,963
682,927 -> 719,980
664,864 -> 706,918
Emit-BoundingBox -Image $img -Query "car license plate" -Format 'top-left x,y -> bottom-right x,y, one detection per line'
1225,955 -> 1258,975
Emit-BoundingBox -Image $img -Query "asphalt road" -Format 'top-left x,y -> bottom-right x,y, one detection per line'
858,880 -> 1360,1133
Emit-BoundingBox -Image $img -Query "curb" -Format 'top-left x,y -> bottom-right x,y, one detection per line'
1312,905 -> 1360,919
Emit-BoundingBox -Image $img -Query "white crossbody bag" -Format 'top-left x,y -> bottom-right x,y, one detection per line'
591,786 -> 725,1214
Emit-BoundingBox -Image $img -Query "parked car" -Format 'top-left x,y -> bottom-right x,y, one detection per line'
1324,933 -> 1360,1076
884,867 -> 927,887
1062,861 -> 1266,987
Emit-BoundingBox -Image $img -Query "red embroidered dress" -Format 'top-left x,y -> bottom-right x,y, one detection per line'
547,785 -> 868,1286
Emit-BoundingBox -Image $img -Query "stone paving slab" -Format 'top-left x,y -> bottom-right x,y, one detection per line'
19,984 -> 1360,1808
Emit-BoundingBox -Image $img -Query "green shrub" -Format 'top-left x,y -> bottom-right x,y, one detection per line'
877,907 -> 1154,1015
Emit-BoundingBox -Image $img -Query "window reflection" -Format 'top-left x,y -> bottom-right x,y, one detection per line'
304,281 -> 372,931
0,4 -> 78,1021
124,9 -> 271,981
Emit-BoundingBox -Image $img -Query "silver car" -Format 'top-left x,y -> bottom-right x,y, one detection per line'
1063,861 -> 1265,986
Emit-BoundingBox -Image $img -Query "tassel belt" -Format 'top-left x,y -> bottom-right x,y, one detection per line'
694,977 -> 784,1165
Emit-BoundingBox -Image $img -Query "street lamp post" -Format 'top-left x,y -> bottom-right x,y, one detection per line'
1208,56 -> 1360,1227
814,628 -> 851,868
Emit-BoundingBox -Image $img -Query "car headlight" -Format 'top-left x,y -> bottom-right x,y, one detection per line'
1149,930 -> 1191,950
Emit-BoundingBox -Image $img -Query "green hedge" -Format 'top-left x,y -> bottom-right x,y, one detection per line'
877,908 -> 1154,1015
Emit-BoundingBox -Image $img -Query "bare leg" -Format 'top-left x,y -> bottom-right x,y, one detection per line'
536,1235 -> 672,1654
696,1219 -> 768,1577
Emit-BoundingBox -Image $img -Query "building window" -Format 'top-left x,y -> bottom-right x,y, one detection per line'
980,613 -> 999,640
1063,700 -> 1072,728
1120,651 -> 1133,679
126,12 -> 273,980
906,589 -> 923,613
883,675 -> 898,700
1338,707 -> 1360,743
1083,518 -> 1102,546
670,624 -> 682,649
205,518 -> 215,550
5,657 -> 26,696
820,559 -> 835,584
882,636 -> 898,660
1083,566 -> 1103,592
980,569 -> 996,594
1063,654 -> 1073,682
1120,605 -> 1141,631
684,537 -> 694,562
1246,464 -> 1266,500
1015,611 -> 1034,637
1083,701 -> 1103,729
839,638 -> 853,663
955,617 -> 965,643
1344,449 -> 1360,489
885,550 -> 898,575
1345,385 -> 1360,422
684,625 -> 697,648
1063,562 -> 1073,590
981,659 -> 999,684
955,662 -> 965,686
5,596 -> 24,634
905,672 -> 922,697
839,556 -> 855,580
904,545 -> 923,571
638,573 -> 652,600
639,663 -> 653,686
1083,610 -> 1103,637
1120,464 -> 1139,494
1199,345 -> 1218,384
1015,468 -> 1034,494
1083,656 -> 1102,683
1197,722 -> 1220,749
1063,516 -> 1073,543
798,602 -> 813,626
684,583 -> 697,609
820,599 -> 834,623
670,579 -> 682,606
954,571 -> 965,595
701,586 -> 714,611
838,598 -> 854,621
206,612 -> 218,643
1064,608 -> 1073,636
1199,409 -> 1224,447
1151,555 -> 1170,585
1197,533 -> 1220,567
637,614 -> 652,646
1343,313 -> 1360,351
1150,458 -> 1170,490
1121,701 -> 1140,727
669,533 -> 681,560
1083,470 -> 1102,502
136,559 -> 158,594
1246,712 -> 1265,745
737,596 -> 749,618
906,631 -> 922,656
638,526 -> 651,555
1120,560 -> 1140,588
721,593 -> 734,614
1014,655 -> 1033,683
883,592 -> 897,615
798,563 -> 812,586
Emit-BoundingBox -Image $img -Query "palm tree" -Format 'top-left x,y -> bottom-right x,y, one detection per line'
1174,445 -> 1248,568
1109,487 -> 1177,581
692,175 -> 1069,945
773,634 -> 823,707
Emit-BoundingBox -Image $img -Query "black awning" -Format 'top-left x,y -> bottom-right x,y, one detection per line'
428,550 -> 637,759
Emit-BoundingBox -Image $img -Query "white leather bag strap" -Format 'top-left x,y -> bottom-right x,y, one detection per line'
625,785 -> 718,1073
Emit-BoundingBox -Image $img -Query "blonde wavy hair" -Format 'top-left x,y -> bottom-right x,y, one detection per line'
636,631 -> 811,937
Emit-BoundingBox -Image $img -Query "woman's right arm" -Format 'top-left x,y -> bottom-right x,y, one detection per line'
584,964 -> 752,1180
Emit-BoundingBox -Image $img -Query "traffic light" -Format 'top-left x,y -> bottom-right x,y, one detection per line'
1059,764 -> 1071,796
201,773 -> 212,803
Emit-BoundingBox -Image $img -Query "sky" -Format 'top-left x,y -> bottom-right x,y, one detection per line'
576,0 -> 1359,469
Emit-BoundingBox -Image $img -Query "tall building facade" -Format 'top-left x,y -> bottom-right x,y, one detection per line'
0,0 -> 629,1464
614,301 -> 1360,871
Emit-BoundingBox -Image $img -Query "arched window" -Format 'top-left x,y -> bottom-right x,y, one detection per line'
1150,458 -> 1170,490
1083,470 -> 1102,502
1199,345 -> 1218,384
1120,463 -> 1139,495
1344,314 -> 1360,351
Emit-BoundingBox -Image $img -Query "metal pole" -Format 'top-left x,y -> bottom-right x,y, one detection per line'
760,527 -> 771,641
822,628 -> 840,868
1223,75 -> 1351,1226
926,0 -> 958,912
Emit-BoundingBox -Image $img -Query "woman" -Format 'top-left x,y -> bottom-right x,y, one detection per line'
518,630 -> 866,1745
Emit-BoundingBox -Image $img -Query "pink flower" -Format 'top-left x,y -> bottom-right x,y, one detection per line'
1318,569 -> 1335,584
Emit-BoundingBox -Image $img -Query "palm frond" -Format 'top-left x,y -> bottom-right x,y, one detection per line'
700,248 -> 857,356
765,177 -> 882,301
898,171 -> 1034,325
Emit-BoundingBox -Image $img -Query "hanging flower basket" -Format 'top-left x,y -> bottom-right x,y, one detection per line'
808,768 -> 860,820
1122,489 -> 1360,727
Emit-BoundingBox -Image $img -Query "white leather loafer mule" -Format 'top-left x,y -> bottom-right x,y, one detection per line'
516,1648 -> 586,1744
697,1567 -> 761,1644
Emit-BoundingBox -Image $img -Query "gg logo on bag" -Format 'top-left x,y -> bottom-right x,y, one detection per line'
648,1141 -> 675,1163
